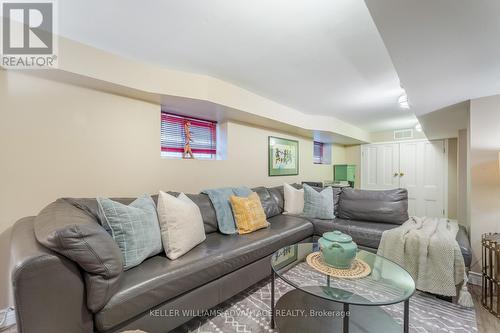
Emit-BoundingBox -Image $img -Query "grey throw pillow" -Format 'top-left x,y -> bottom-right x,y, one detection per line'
302,185 -> 334,219
97,194 -> 162,270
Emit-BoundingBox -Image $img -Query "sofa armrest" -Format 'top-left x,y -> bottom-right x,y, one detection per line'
9,217 -> 93,333
456,225 -> 472,268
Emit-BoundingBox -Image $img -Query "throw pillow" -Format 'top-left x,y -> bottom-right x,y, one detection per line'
283,183 -> 304,215
302,184 -> 334,219
157,191 -> 207,260
230,192 -> 270,234
202,187 -> 252,234
97,194 -> 162,270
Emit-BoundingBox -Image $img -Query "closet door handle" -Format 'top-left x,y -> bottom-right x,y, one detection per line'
393,172 -> 399,177
399,172 -> 405,177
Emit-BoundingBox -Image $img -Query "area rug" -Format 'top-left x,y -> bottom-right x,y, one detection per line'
172,263 -> 477,333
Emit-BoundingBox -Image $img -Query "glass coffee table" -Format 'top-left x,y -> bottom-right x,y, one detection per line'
270,243 -> 415,333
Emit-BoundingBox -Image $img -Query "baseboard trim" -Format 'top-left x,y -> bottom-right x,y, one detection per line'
468,271 -> 482,286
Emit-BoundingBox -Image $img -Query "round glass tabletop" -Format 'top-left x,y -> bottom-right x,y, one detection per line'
271,243 -> 415,306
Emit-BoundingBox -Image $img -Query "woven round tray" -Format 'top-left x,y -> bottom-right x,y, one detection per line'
306,251 -> 371,279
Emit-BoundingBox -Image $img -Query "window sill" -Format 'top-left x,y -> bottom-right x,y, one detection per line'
160,156 -> 224,161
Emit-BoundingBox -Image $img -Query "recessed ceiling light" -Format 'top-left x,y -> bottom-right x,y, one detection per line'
398,93 -> 410,109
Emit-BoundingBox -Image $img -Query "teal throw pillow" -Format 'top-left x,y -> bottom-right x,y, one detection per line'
302,185 -> 334,219
97,194 -> 162,270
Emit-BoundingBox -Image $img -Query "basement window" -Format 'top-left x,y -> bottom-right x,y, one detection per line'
313,141 -> 324,164
313,141 -> 332,164
161,112 -> 217,159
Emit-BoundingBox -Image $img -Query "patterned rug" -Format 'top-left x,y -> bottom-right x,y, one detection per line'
171,263 -> 478,333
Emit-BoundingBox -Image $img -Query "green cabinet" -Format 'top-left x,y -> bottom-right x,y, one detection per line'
333,164 -> 356,187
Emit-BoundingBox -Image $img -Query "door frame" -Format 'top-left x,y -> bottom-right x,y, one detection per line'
443,139 -> 449,218
360,139 -> 449,217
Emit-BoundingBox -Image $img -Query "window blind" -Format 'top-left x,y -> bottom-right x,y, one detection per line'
313,141 -> 324,164
161,112 -> 217,159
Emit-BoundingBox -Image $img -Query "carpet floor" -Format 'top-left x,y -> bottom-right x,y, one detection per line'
172,263 -> 478,333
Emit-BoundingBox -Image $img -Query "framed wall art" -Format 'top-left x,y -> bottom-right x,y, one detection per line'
268,136 -> 299,176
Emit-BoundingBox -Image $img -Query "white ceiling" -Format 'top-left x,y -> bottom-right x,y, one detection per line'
365,0 -> 500,116
56,0 -> 417,132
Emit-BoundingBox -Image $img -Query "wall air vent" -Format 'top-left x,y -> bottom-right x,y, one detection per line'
394,129 -> 413,140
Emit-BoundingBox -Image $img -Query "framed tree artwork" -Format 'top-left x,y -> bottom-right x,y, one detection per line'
268,136 -> 299,176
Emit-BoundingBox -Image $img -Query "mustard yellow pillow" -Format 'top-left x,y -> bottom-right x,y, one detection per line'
230,192 -> 270,234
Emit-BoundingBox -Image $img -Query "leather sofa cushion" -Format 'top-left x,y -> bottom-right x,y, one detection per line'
332,187 -> 342,214
337,188 -> 409,224
267,186 -> 285,213
337,218 -> 398,249
311,218 -> 401,248
252,187 -> 281,218
34,199 -> 124,312
94,214 -> 312,331
309,218 -> 339,236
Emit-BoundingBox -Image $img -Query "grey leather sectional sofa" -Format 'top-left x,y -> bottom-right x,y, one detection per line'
6,185 -> 472,333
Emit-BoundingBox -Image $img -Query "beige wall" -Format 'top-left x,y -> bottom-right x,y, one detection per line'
0,71 -> 343,233
345,145 -> 362,188
332,144 -> 347,165
469,94 -> 500,274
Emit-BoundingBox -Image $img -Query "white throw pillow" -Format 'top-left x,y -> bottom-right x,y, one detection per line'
157,191 -> 206,260
283,183 -> 304,215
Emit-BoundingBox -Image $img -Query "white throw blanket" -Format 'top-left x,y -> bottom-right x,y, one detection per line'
377,216 -> 467,299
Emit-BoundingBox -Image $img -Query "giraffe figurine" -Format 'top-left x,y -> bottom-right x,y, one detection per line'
182,120 -> 195,159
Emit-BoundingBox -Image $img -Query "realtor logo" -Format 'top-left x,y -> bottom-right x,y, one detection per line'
1,0 -> 57,68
